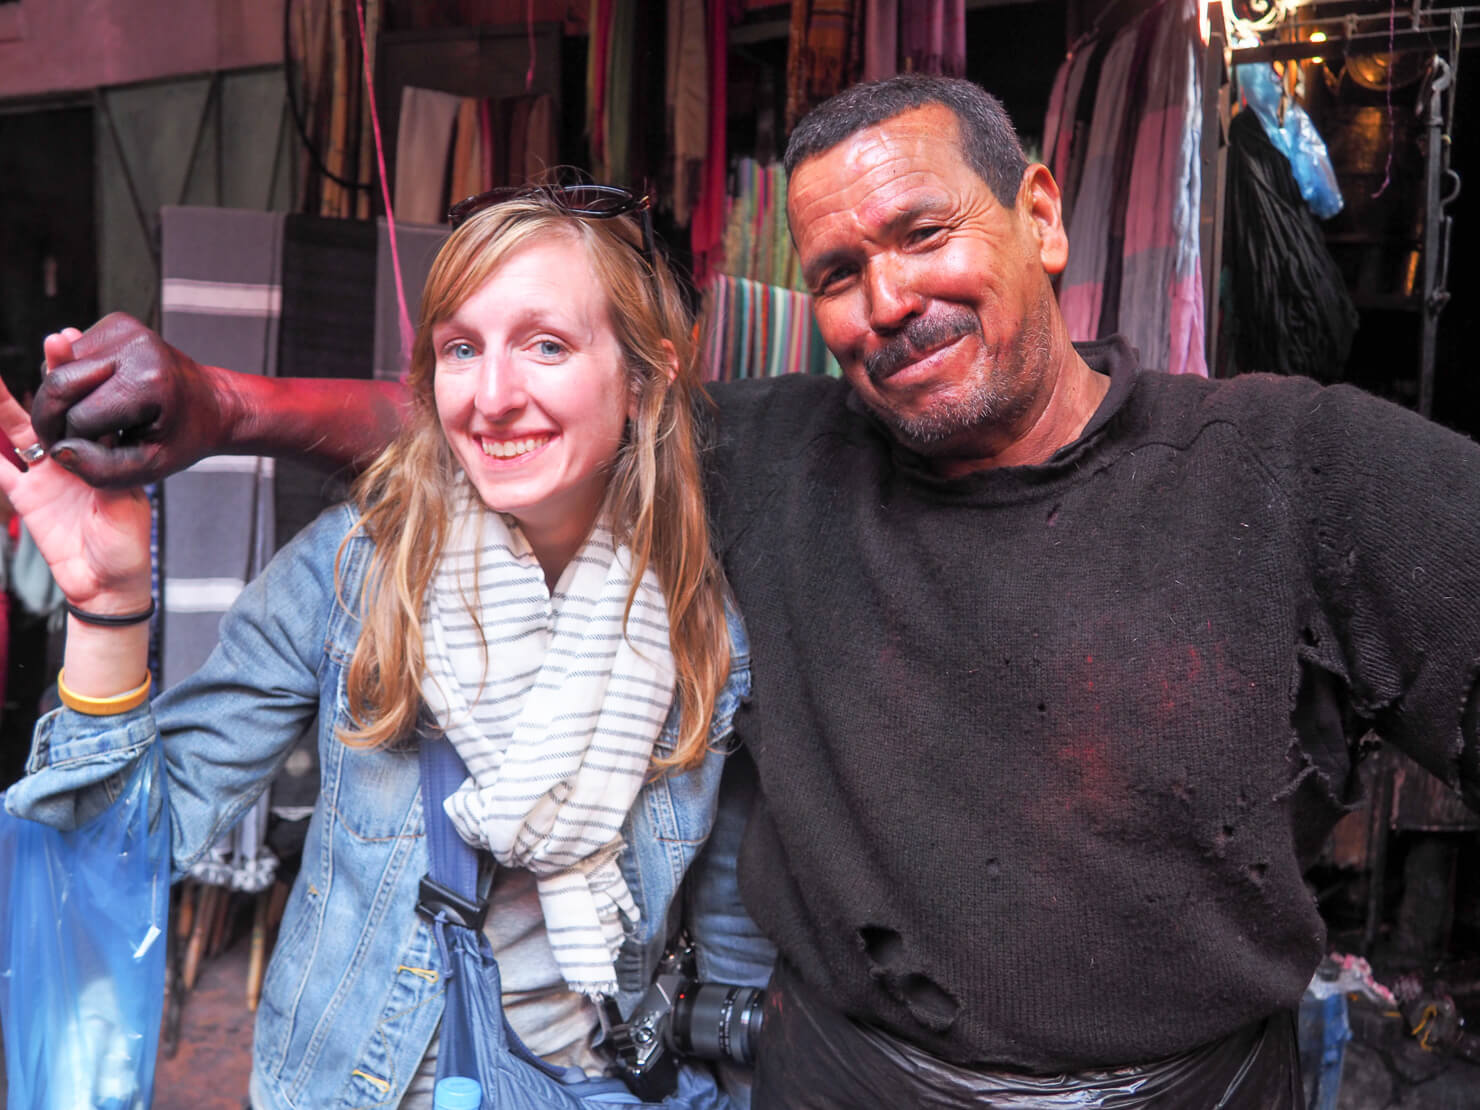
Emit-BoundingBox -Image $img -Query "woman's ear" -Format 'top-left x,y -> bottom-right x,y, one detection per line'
632,340 -> 680,423
659,339 -> 680,383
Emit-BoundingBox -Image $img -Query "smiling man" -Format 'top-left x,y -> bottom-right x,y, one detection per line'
786,94 -> 1103,472
26,75 -> 1480,1109
697,75 -> 1480,1107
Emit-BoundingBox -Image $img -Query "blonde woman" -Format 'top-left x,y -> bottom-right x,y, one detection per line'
3,189 -> 765,1109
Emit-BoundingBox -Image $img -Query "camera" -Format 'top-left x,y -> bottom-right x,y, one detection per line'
607,942 -> 765,1101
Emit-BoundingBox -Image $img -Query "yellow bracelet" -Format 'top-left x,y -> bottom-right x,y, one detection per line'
56,669 -> 152,716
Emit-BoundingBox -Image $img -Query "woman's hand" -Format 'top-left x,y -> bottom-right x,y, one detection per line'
0,330 -> 153,612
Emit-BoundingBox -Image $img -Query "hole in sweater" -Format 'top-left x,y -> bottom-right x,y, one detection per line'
1245,862 -> 1269,884
1290,658 -> 1352,796
1213,824 -> 1234,854
857,925 -> 961,1032
900,972 -> 960,1031
859,925 -> 905,967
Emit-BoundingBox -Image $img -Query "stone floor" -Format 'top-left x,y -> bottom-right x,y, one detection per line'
152,926 -> 255,1110
1335,1004 -> 1480,1110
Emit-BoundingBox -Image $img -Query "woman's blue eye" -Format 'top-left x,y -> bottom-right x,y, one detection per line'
449,341 -> 476,360
536,340 -> 565,358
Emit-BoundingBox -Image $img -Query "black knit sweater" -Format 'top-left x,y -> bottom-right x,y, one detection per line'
704,338 -> 1480,1071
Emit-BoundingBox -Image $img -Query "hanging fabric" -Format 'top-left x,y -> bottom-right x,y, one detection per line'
395,87 -> 461,224
159,205 -> 284,892
1118,0 -> 1207,376
690,0 -> 730,281
700,275 -> 839,381
900,0 -> 965,75
666,0 -> 708,225
863,0 -> 899,81
785,0 -> 864,132
450,97 -> 487,206
524,95 -> 557,183
1058,26 -> 1137,343
1055,0 -> 1207,376
604,0 -> 638,186
586,0 -> 615,176
1043,39 -> 1098,212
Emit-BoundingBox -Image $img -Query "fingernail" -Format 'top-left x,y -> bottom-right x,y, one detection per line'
53,446 -> 76,471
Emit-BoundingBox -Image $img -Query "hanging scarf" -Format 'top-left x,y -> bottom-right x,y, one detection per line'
421,482 -> 675,996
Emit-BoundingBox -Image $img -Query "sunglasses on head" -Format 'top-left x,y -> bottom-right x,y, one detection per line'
446,184 -> 656,264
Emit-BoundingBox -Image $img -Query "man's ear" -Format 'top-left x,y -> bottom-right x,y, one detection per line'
1020,164 -> 1069,276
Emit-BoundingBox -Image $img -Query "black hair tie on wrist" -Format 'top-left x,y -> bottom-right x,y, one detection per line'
65,599 -> 157,627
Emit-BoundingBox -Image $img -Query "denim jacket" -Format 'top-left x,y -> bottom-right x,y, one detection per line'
7,505 -> 774,1110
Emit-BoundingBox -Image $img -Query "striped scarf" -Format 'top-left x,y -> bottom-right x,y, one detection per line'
421,482 -> 675,996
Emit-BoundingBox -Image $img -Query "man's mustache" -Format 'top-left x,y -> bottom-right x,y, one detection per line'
865,309 -> 982,382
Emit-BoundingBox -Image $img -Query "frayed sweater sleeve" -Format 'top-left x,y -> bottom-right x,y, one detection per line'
1289,384 -> 1480,809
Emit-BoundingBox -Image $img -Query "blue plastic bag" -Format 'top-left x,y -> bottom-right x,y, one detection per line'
1239,62 -> 1345,219
0,744 -> 170,1109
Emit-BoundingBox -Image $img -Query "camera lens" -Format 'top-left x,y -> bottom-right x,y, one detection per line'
671,983 -> 765,1065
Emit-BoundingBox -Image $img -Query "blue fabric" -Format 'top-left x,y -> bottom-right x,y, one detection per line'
7,505 -> 768,1110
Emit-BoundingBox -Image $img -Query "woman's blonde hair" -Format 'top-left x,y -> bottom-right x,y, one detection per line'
338,195 -> 729,771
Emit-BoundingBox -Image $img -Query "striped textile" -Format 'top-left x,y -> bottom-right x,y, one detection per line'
1054,0 -> 1206,376
1058,25 -> 1137,345
159,206 -> 282,690
421,481 -> 675,996
1118,0 -> 1205,377
700,273 -> 839,381
160,205 -> 284,893
373,219 -> 448,382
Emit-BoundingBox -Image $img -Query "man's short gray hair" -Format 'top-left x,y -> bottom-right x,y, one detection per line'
783,74 -> 1028,208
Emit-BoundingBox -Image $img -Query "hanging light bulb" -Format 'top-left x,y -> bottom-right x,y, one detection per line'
1309,29 -> 1326,65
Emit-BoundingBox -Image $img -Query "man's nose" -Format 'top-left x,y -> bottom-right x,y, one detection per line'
865,258 -> 924,333
475,354 -> 528,418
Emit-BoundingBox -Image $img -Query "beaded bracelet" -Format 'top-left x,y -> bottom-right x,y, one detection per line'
65,599 -> 156,627
56,669 -> 152,716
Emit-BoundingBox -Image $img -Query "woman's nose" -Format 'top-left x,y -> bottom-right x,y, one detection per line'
475,354 -> 528,418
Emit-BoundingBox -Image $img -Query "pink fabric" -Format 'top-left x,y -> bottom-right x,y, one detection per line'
1057,282 -> 1104,341
1122,106 -> 1183,256
863,0 -> 898,81
691,0 -> 728,281
1042,52 -> 1070,173
1166,270 -> 1206,378
1118,0 -> 1205,376
900,0 -> 964,76
1052,40 -> 1098,213
588,0 -> 614,166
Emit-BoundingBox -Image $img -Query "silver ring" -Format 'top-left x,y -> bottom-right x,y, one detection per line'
18,443 -> 46,464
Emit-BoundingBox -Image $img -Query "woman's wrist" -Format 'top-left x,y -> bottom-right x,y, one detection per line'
63,606 -> 151,698
68,585 -> 154,619
65,597 -> 155,627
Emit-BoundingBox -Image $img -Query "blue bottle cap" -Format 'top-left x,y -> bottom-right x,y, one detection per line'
433,1075 -> 482,1109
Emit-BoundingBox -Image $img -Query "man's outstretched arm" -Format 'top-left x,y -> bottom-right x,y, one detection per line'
31,314 -> 410,489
